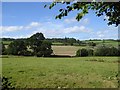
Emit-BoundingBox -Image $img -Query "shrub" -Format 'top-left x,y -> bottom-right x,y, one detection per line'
88,42 -> 96,47
0,43 -> 7,55
94,45 -> 119,56
87,49 -> 94,56
76,48 -> 88,57
1,76 -> 15,90
23,51 -> 33,56
108,47 -> 118,56
7,40 -> 27,55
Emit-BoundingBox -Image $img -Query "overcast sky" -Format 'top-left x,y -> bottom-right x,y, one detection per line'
1,2 -> 118,40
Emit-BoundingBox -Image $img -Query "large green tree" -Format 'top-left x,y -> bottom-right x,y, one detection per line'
28,33 -> 53,57
2,43 -> 6,55
28,32 -> 45,55
46,1 -> 120,26
36,40 -> 53,57
7,40 -> 27,55
0,42 -> 6,55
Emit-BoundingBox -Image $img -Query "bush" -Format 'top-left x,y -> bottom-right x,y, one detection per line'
0,43 -> 7,55
76,48 -> 88,57
36,51 -> 43,57
1,76 -> 15,90
108,47 -> 118,56
7,40 -> 27,55
23,51 -> 33,56
76,45 -> 118,57
87,49 -> 94,56
94,45 -> 119,56
94,45 -> 109,56
88,42 -> 96,47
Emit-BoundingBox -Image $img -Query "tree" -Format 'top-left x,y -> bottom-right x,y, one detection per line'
28,32 -> 45,55
0,42 -> 7,55
36,41 -> 53,57
88,42 -> 96,47
7,40 -> 27,55
28,33 -> 53,57
46,1 -> 120,26
28,32 -> 45,54
94,45 -> 118,56
87,49 -> 94,56
107,47 -> 118,56
76,48 -> 88,57
94,45 -> 109,56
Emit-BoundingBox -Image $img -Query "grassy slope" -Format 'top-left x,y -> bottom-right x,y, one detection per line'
2,56 -> 118,88
2,41 -> 12,45
87,40 -> 118,47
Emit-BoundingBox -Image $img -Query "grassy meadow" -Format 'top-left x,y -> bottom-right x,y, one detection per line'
1,39 -> 119,88
86,40 -> 118,47
2,56 -> 119,88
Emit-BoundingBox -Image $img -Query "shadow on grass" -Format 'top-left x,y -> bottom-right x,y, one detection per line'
49,55 -> 75,58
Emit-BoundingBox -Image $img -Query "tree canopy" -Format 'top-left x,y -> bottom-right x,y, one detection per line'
6,33 -> 53,57
7,40 -> 27,55
46,1 -> 120,26
28,33 -> 53,57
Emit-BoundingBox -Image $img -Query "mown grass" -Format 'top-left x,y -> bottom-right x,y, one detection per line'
52,46 -> 83,56
2,56 -> 119,88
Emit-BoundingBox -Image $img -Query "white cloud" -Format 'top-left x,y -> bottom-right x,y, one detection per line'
1,22 -> 42,33
107,25 -> 118,30
25,22 -> 41,29
64,18 -> 76,23
30,22 -> 41,27
82,18 -> 89,25
29,24 -> 91,38
0,26 -> 23,32
2,20 -> 92,39
90,29 -> 118,39
64,17 -> 89,25
64,26 -> 90,34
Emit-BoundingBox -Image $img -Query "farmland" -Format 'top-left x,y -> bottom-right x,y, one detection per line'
1,39 -> 119,88
52,46 -> 85,56
2,56 -> 119,88
1,39 -> 119,56
2,1 -> 120,89
86,40 -> 119,47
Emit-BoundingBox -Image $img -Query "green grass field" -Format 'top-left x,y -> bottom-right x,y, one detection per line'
2,56 -> 119,88
87,40 -> 118,47
2,41 -> 12,45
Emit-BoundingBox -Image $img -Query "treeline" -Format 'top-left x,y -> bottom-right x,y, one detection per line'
46,38 -> 97,46
1,37 -> 97,46
76,45 -> 120,57
1,37 -> 119,47
1,38 -> 119,43
1,33 -> 53,57
87,39 -> 119,41
1,38 -> 15,41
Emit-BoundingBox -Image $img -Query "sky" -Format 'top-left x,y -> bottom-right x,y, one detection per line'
1,2 -> 119,40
